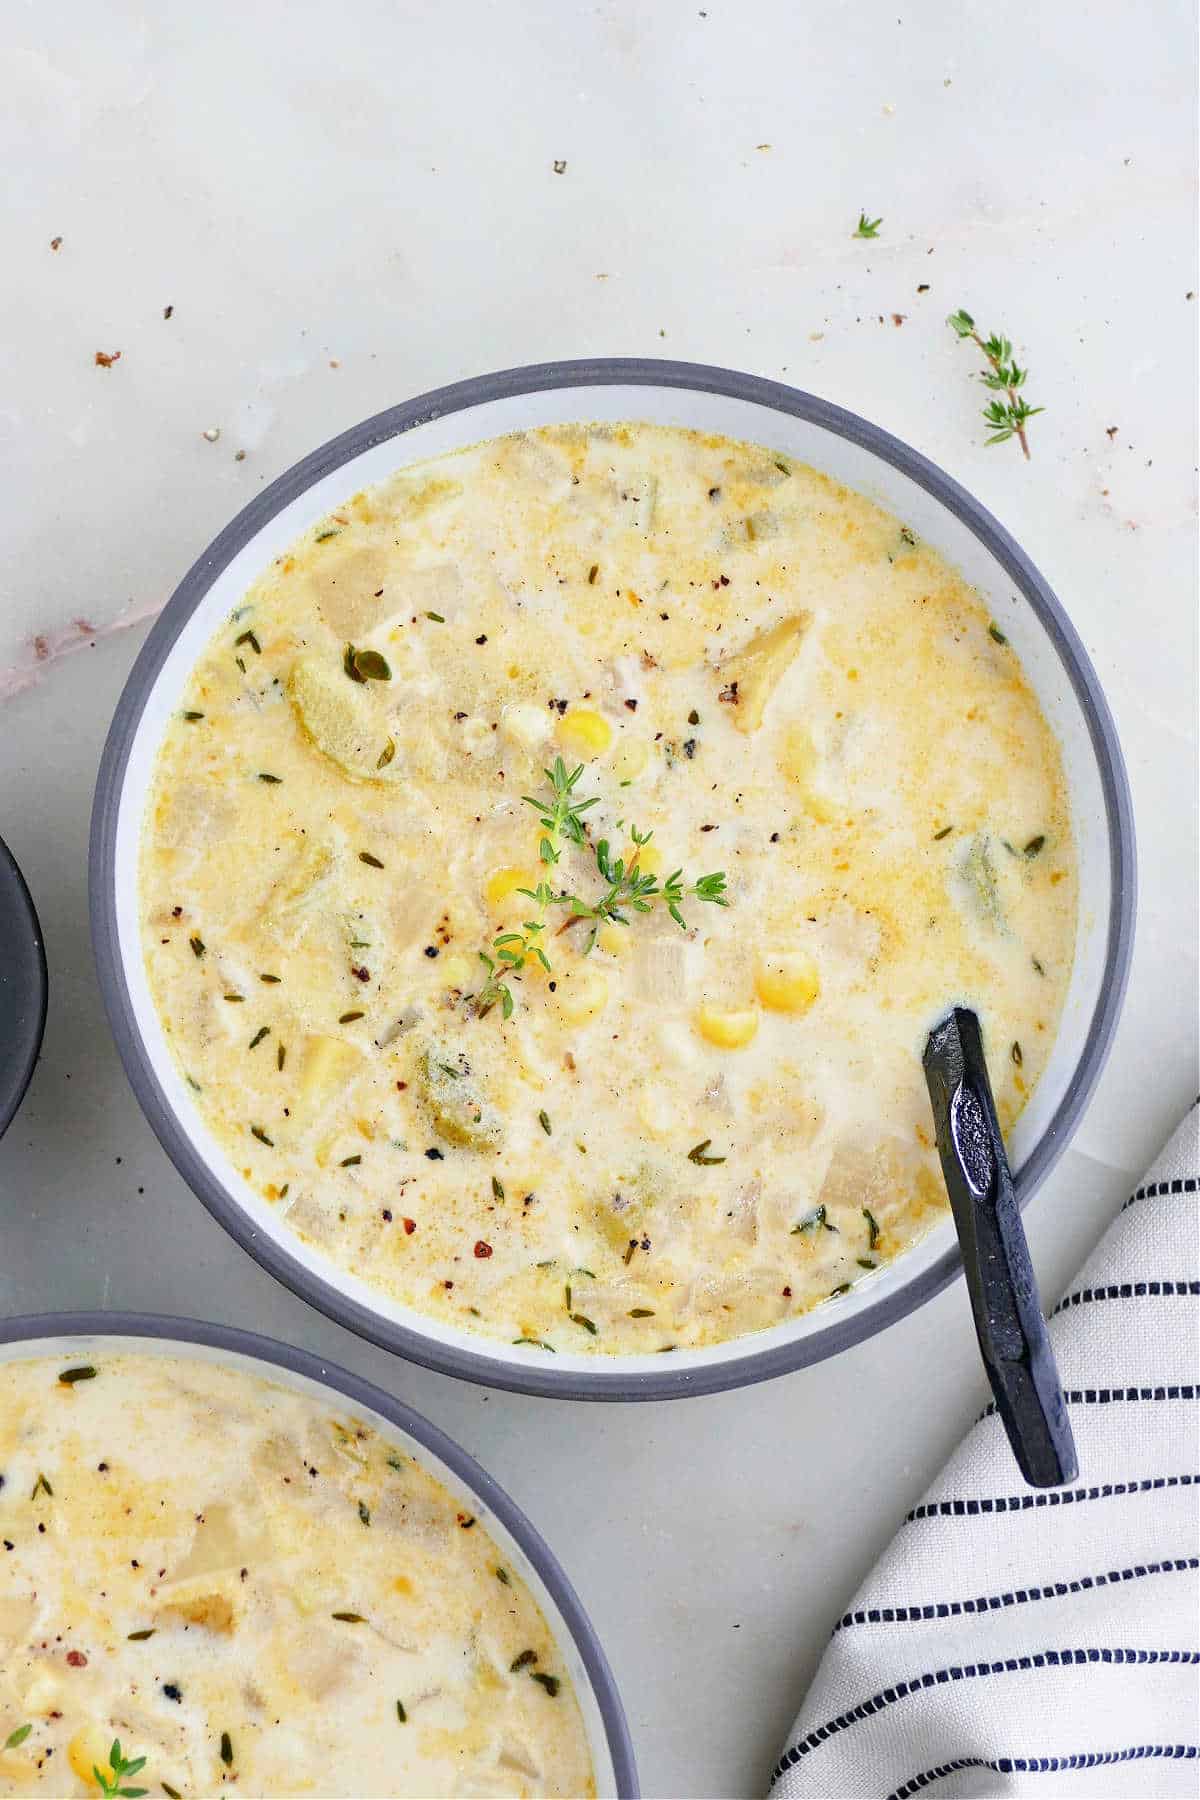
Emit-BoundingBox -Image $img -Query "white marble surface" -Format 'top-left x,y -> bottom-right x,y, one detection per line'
1,4 -> 1195,1795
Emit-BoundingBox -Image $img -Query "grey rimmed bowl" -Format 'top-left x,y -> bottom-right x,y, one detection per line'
0,1311 -> 637,1796
90,358 -> 1136,1401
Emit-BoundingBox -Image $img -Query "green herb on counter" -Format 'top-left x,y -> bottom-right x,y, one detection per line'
854,212 -> 882,238
947,310 -> 1044,458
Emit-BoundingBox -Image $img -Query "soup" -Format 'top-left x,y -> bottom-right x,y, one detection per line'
0,1352 -> 594,1796
139,425 -> 1076,1354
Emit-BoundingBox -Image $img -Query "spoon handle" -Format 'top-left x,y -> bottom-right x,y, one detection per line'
923,1007 -> 1078,1488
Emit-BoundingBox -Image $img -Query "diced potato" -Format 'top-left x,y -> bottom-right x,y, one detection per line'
718,612 -> 811,733
18,1662 -> 62,1714
288,656 -> 398,782
266,840 -> 335,920
296,1035 -> 364,1120
755,950 -> 820,1014
776,724 -> 838,821
557,709 -> 613,759
554,965 -> 609,1024
158,1589 -> 235,1633
627,841 -> 662,877
501,702 -> 553,751
309,545 -> 390,638
611,737 -> 648,781
696,1004 -> 760,1049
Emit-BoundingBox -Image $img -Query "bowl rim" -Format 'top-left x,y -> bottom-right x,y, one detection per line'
0,1308 -> 639,1797
89,355 -> 1136,1401
0,833 -> 48,1141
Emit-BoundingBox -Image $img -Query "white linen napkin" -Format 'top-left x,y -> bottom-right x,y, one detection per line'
770,1104 -> 1199,1799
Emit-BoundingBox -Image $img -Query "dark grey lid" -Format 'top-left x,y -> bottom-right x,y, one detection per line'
0,835 -> 47,1139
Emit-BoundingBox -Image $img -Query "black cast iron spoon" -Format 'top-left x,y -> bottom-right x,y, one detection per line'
923,1006 -> 1077,1488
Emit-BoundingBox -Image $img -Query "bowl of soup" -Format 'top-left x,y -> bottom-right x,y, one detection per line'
91,360 -> 1134,1398
0,1312 -> 634,1796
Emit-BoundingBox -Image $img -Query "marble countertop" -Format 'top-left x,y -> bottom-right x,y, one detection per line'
1,4 -> 1195,1794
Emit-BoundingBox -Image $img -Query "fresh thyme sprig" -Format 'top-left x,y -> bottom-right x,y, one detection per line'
523,757 -> 599,864
470,770 -> 728,1016
854,212 -> 882,239
476,912 -> 554,1020
560,829 -> 728,951
93,1741 -> 148,1799
947,310 -> 1044,459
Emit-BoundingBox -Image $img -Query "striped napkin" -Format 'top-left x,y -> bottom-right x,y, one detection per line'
770,1104 -> 1199,1799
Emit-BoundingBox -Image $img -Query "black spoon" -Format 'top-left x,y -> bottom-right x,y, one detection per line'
923,1006 -> 1077,1488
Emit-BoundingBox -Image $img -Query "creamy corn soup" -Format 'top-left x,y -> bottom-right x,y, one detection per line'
139,424 -> 1077,1354
0,1353 -> 594,1797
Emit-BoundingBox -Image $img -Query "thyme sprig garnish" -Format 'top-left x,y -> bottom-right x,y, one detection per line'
472,760 -> 727,1017
947,310 -> 1044,458
93,1740 -> 148,1799
523,756 -> 599,864
854,211 -> 882,239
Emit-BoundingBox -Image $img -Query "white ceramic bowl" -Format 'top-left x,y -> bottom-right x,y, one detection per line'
0,1312 -> 637,1795
91,359 -> 1135,1400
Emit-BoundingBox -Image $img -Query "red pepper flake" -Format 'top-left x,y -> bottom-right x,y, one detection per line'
351,965 -> 370,982
66,1650 -> 87,1667
403,1218 -> 416,1235
718,681 -> 739,705
50,236 -> 63,251
474,1240 -> 493,1258
891,313 -> 906,326
782,1286 -> 792,1298
94,349 -> 122,368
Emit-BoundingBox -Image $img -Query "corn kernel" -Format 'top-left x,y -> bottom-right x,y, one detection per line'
439,951 -> 474,989
555,965 -> 609,1024
596,923 -> 630,956
695,1004 -> 760,1049
638,1086 -> 677,1138
69,1728 -> 114,1787
612,737 -> 648,780
628,841 -> 662,877
755,950 -> 820,1014
557,708 -> 613,759
485,866 -> 536,912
